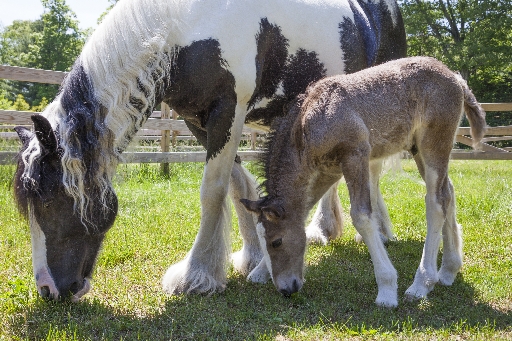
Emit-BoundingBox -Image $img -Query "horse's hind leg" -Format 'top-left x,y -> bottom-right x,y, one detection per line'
229,160 -> 266,279
306,182 -> 344,245
355,159 -> 394,244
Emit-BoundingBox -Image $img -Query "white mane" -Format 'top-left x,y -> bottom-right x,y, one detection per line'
21,0 -> 191,220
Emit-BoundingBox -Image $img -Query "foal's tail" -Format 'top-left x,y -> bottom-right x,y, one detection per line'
456,74 -> 487,149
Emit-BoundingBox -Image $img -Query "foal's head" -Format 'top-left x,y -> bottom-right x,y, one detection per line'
241,197 -> 307,297
14,115 -> 118,301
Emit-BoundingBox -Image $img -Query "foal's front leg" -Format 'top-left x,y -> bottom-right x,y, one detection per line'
342,151 -> 398,308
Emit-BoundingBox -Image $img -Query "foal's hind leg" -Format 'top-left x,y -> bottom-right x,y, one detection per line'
405,154 -> 459,300
306,182 -> 344,245
438,179 -> 463,286
229,160 -> 265,277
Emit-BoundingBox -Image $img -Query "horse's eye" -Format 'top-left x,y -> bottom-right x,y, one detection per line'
43,200 -> 54,208
271,238 -> 282,248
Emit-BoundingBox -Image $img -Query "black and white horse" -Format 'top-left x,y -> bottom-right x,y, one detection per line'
14,0 -> 406,301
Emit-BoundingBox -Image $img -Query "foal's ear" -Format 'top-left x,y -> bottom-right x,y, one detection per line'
240,198 -> 263,214
31,115 -> 58,153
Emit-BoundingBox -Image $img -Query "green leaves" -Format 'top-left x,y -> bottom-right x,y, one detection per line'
399,0 -> 512,102
0,0 -> 86,106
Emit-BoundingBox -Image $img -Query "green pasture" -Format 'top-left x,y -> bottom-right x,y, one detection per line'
0,160 -> 511,340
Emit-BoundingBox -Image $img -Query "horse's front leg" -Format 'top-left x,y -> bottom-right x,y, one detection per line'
162,104 -> 245,295
342,149 -> 398,308
306,181 -> 344,245
229,160 -> 265,277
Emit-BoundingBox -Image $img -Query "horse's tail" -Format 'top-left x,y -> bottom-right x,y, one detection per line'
456,74 -> 487,149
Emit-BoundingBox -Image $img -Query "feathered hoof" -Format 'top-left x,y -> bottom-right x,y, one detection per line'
375,288 -> 398,308
306,218 -> 343,245
162,258 -> 226,295
306,224 -> 329,245
438,267 -> 458,286
404,282 -> 435,302
246,258 -> 271,284
231,246 -> 263,276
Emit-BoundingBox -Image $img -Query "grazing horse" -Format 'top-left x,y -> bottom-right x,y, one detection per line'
13,0 -> 406,301
241,57 -> 487,308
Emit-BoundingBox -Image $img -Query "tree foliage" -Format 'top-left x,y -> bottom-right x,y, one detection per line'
399,0 -> 512,103
0,0 -> 85,106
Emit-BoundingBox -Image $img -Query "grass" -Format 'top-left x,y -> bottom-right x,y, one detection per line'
0,160 -> 511,340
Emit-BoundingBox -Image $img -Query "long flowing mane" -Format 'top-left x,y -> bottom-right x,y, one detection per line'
19,0 -> 186,219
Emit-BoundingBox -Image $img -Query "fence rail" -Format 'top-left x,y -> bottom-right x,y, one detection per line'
1,65 -> 511,165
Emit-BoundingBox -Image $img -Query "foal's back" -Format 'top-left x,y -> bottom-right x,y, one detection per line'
296,57 -> 465,161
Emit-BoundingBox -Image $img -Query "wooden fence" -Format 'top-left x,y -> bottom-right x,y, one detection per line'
1,65 -> 511,166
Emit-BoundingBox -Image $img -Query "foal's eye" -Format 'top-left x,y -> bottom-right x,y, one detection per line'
271,238 -> 282,248
43,200 -> 54,208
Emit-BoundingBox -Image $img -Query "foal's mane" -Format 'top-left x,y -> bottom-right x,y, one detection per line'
259,96 -> 305,197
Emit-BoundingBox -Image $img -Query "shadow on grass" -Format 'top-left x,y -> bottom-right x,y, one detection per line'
6,239 -> 511,340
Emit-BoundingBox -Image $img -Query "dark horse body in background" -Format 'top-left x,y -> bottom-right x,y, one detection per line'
14,0 -> 406,301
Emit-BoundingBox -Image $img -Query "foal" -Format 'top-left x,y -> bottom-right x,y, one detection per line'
242,57 -> 486,307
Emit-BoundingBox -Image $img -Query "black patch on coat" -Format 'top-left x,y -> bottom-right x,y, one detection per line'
245,48 -> 326,127
59,59 -> 111,186
248,18 -> 289,109
339,0 -> 406,74
160,39 -> 237,161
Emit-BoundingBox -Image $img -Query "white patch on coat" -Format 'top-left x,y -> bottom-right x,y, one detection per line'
29,210 -> 59,299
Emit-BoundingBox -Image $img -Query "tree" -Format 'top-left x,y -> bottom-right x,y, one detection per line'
36,0 -> 84,71
0,0 -> 85,105
11,94 -> 31,111
399,0 -> 512,102
0,20 -> 43,103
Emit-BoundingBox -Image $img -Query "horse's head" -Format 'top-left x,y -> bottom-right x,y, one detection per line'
14,115 -> 118,301
241,197 -> 306,297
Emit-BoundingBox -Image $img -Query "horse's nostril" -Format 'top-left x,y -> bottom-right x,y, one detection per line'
69,281 -> 81,295
40,286 -> 51,299
292,279 -> 300,293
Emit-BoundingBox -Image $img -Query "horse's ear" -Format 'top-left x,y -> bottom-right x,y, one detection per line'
31,115 -> 58,153
14,126 -> 34,146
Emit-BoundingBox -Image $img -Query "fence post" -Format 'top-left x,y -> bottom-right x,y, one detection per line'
160,102 -> 171,175
251,132 -> 257,150
172,109 -> 178,148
